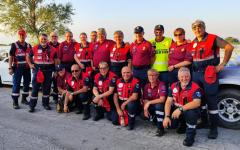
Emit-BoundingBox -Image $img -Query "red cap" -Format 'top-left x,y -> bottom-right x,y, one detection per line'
204,66 -> 217,84
18,28 -> 26,36
36,69 -> 45,83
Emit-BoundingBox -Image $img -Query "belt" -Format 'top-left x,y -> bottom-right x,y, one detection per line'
133,65 -> 150,70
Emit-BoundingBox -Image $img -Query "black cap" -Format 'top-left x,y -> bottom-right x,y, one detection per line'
55,64 -> 65,72
134,26 -> 144,33
154,24 -> 164,31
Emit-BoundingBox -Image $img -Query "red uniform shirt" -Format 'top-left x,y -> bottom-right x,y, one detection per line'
67,72 -> 90,92
74,42 -> 93,64
130,39 -> 155,67
168,42 -> 192,66
168,81 -> 201,106
93,39 -> 115,68
116,77 -> 140,101
94,71 -> 117,111
110,43 -> 131,65
58,41 -> 77,63
143,81 -> 166,100
48,41 -> 60,50
57,72 -> 71,90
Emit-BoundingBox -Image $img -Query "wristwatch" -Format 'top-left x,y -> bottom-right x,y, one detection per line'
165,115 -> 171,118
178,107 -> 184,113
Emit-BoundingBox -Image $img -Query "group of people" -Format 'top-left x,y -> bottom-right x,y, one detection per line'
8,20 -> 234,147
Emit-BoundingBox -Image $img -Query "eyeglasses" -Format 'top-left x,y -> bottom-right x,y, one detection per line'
51,36 -> 58,38
174,33 -> 183,37
148,74 -> 158,76
71,70 -> 79,73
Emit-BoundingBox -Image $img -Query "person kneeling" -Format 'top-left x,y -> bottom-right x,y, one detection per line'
163,67 -> 201,147
143,69 -> 166,136
113,66 -> 140,130
64,64 -> 91,120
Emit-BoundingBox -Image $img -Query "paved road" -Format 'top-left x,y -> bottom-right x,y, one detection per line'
0,87 -> 239,150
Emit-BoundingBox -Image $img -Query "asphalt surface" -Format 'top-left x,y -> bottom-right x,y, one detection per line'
0,87 -> 240,150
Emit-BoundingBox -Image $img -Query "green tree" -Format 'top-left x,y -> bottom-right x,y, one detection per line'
225,37 -> 240,45
0,0 -> 74,42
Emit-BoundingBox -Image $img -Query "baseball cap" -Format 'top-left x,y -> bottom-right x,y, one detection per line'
134,26 -> 144,33
192,20 -> 206,29
56,64 -> 65,72
204,65 -> 217,84
154,24 -> 164,31
18,28 -> 26,36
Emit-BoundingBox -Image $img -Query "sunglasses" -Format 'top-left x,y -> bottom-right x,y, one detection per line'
51,36 -> 58,38
174,33 -> 183,37
71,70 -> 80,73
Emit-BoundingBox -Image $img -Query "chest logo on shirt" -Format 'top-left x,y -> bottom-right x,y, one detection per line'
106,44 -> 109,48
193,43 -> 197,48
71,81 -> 75,86
64,45 -> 68,51
133,46 -> 137,53
142,46 -> 146,51
173,88 -> 178,93
79,48 -> 83,52
181,48 -> 185,52
118,83 -> 123,88
38,49 -> 42,53
113,47 -> 116,52
98,81 -> 103,86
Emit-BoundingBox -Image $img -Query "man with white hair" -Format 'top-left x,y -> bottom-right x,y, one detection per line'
92,28 -> 115,72
163,67 -> 201,147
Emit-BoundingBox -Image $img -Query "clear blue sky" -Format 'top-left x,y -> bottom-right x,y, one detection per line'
1,0 -> 240,44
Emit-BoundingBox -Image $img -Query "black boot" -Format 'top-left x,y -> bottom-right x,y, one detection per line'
156,127 -> 165,137
82,104 -> 91,120
13,100 -> 20,109
21,95 -> 29,105
93,106 -> 104,121
177,123 -> 187,134
183,137 -> 194,147
197,108 -> 209,129
42,98 -> 51,110
208,114 -> 218,139
29,107 -> 35,113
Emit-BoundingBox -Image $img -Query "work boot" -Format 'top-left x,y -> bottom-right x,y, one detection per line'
183,138 -> 194,147
29,107 -> 35,113
13,100 -> 20,109
208,127 -> 218,139
43,105 -> 51,110
21,95 -> 29,105
82,104 -> 91,120
93,107 -> 104,121
156,128 -> 165,137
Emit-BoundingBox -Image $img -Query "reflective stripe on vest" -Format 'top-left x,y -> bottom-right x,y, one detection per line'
150,37 -> 172,72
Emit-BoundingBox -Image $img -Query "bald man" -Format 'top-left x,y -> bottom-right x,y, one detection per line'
113,66 -> 140,130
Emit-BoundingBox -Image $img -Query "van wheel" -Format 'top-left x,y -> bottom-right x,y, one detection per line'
217,89 -> 240,129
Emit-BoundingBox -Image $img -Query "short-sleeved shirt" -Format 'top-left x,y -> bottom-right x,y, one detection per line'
168,81 -> 201,106
130,39 -> 155,67
58,41 -> 77,63
93,39 -> 115,68
143,81 -> 166,100
94,71 -> 117,93
67,73 -> 90,92
168,42 -> 192,66
57,72 -> 71,90
9,41 -> 32,57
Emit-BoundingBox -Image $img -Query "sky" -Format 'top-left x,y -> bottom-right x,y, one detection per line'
1,0 -> 240,44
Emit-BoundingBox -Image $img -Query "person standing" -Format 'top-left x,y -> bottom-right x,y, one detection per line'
130,26 -> 155,87
9,28 -> 32,109
149,25 -> 172,87
190,20 -> 234,139
26,33 -> 58,113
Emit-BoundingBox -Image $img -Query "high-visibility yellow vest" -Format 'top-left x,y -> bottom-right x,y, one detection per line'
149,37 -> 172,72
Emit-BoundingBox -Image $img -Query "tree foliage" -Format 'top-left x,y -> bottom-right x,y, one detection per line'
225,37 -> 240,45
0,0 -> 74,42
